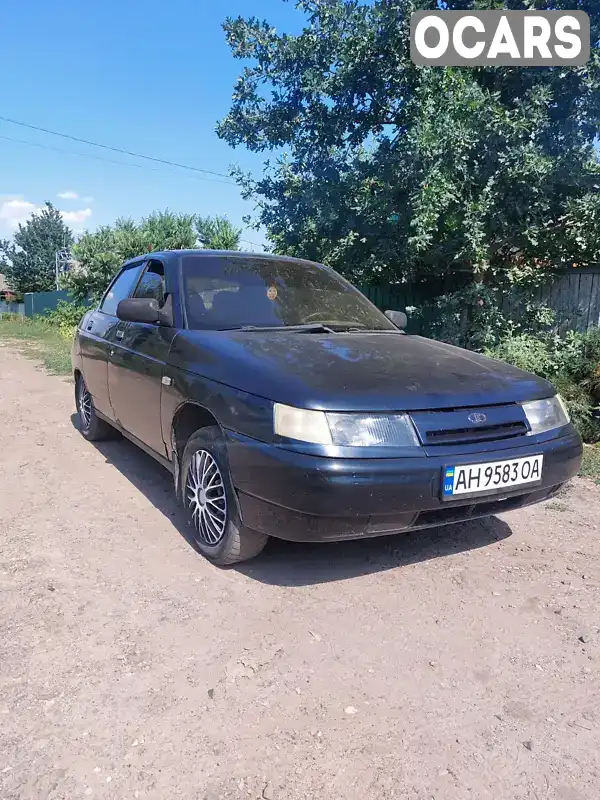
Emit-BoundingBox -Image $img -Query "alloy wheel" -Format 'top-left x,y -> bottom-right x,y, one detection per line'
186,449 -> 228,545
78,379 -> 92,431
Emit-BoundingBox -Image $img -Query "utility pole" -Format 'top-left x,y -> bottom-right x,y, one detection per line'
55,248 -> 73,290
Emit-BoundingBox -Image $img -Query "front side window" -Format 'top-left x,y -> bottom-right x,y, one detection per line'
100,263 -> 144,316
181,255 -> 395,331
134,260 -> 166,306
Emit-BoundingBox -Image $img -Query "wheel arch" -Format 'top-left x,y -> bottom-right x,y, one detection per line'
73,368 -> 83,404
170,401 -> 222,498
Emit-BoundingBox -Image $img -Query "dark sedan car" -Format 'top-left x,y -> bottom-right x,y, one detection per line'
72,250 -> 582,565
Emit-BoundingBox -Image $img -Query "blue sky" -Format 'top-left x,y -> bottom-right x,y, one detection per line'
0,0 -> 303,247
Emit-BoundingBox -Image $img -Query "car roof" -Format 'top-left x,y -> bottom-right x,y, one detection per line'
121,249 -> 323,268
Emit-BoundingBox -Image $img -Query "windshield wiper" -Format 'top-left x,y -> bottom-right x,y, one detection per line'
301,321 -> 398,333
222,323 -> 335,333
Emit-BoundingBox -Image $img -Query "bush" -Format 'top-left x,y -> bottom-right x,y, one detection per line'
581,445 -> 600,483
45,300 -> 88,340
553,376 -> 600,444
487,328 -> 600,443
423,283 -> 555,351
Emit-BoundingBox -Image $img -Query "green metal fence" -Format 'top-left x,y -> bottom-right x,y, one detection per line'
360,281 -> 443,336
24,290 -> 74,317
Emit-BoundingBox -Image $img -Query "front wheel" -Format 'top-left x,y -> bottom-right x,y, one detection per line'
181,426 -> 268,565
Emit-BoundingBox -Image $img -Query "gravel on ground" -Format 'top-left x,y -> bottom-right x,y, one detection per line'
1,344 -> 599,800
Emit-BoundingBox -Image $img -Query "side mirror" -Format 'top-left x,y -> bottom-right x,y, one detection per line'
385,309 -> 408,329
117,298 -> 160,324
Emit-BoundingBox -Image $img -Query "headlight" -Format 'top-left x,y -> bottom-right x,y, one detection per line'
521,395 -> 570,435
326,412 -> 420,447
273,403 -> 420,447
273,404 -> 333,445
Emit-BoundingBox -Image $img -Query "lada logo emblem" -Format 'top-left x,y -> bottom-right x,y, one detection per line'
468,412 -> 487,424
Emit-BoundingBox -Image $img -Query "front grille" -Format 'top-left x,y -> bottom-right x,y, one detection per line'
425,421 -> 528,445
410,405 -> 529,447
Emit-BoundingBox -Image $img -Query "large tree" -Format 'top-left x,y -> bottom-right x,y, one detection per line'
0,202 -> 73,294
218,0 -> 600,294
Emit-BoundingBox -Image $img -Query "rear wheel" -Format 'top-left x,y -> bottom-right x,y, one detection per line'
181,426 -> 268,565
75,375 -> 115,441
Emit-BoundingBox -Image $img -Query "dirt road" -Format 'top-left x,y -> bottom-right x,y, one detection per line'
1,344 -> 599,800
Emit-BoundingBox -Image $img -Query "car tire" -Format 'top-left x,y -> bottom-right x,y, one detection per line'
75,374 -> 115,442
181,426 -> 268,565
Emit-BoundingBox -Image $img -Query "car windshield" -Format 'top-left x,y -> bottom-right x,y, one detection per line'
181,255 -> 396,332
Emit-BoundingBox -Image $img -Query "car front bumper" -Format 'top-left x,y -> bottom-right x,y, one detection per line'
224,428 -> 583,542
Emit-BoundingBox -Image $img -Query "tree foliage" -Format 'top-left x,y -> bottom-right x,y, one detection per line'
0,203 -> 73,294
65,211 -> 246,302
64,210 -> 197,302
218,0 -> 600,292
196,215 -> 242,250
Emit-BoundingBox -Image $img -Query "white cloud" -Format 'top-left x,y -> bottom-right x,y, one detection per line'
0,198 -> 40,228
0,196 -> 94,234
60,208 -> 92,224
57,191 -> 94,202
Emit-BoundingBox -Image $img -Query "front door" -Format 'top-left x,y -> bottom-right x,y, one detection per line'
107,259 -> 176,456
78,261 -> 145,419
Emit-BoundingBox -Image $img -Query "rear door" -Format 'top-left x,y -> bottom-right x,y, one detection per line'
107,258 -> 177,456
78,260 -> 145,419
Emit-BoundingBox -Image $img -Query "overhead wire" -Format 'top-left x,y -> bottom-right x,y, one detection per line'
240,238 -> 266,249
0,116 -> 264,241
0,133 -> 238,186
0,114 -> 235,181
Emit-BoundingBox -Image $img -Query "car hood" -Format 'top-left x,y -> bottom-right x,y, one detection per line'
169,330 -> 555,411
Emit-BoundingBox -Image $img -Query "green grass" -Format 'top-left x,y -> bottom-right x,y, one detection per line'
581,444 -> 600,484
0,315 -> 72,376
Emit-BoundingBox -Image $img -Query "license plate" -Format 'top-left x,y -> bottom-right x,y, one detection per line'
442,455 -> 543,499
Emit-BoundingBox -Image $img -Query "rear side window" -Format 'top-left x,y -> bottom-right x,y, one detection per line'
134,260 -> 166,306
100,263 -> 144,316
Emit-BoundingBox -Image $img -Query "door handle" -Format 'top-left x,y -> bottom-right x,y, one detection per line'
116,330 -> 124,340
110,349 -> 115,357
